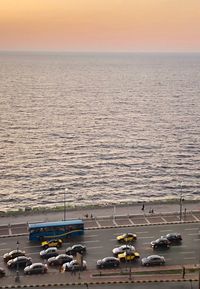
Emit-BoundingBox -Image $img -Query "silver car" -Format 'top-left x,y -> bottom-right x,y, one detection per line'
141,255 -> 165,266
24,263 -> 48,275
39,247 -> 58,259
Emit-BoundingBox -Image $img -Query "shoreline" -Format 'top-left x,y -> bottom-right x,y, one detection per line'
1,198 -> 199,218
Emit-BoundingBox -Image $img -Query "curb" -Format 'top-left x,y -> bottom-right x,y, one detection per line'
0,278 -> 198,288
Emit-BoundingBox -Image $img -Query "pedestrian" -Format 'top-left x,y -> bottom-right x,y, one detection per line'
71,267 -> 75,275
90,214 -> 93,219
182,266 -> 185,279
141,204 -> 145,211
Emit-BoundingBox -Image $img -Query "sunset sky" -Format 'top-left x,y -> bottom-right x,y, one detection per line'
0,0 -> 200,52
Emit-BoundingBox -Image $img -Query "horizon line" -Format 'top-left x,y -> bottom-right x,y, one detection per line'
0,50 -> 200,54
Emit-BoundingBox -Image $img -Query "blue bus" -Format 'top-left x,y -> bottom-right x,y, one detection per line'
28,219 -> 84,242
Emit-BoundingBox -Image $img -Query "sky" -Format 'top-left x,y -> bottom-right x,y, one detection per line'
0,0 -> 200,52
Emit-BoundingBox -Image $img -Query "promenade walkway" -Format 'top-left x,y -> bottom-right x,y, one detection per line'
0,201 -> 200,237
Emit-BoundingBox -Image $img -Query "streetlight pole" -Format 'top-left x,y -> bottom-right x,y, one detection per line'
64,188 -> 67,221
15,241 -> 20,282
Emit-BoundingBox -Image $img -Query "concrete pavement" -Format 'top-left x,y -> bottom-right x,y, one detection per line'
0,200 -> 200,225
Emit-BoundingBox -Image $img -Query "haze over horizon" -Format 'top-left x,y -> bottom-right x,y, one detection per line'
0,0 -> 200,53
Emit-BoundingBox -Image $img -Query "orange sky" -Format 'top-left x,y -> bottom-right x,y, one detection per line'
0,0 -> 200,52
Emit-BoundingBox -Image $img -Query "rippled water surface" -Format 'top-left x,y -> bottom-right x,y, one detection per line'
0,52 -> 200,211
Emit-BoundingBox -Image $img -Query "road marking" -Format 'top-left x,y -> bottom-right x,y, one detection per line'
85,234 -> 98,238
24,245 -> 40,249
160,230 -> 172,233
135,231 -> 149,234
113,233 -> 125,236
140,236 -> 155,239
87,246 -> 103,250
184,228 -> 198,231
0,248 -> 11,252
28,252 -> 41,255
84,240 -> 100,244
183,257 -> 196,260
179,251 -> 195,254
194,239 -> 200,242
143,247 -> 152,251
188,233 -> 198,236
0,243 -> 7,246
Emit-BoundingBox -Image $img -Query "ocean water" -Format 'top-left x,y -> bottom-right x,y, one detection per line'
0,52 -> 200,212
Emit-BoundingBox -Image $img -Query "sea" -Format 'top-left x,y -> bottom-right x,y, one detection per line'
0,52 -> 200,212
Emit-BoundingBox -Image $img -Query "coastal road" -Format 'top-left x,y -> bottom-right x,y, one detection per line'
0,223 -> 199,278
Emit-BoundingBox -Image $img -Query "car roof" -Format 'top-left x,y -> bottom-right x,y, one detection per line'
31,263 -> 45,267
103,257 -> 118,261
13,256 -> 30,260
147,255 -> 163,259
45,247 -> 57,251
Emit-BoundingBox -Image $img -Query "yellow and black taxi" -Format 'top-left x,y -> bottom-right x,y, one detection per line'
118,250 -> 140,262
116,233 -> 137,243
41,239 -> 63,249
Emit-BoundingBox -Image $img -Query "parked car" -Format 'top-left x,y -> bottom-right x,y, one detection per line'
3,250 -> 26,262
0,267 -> 5,278
116,233 -> 137,243
112,245 -> 135,256
141,255 -> 165,266
165,233 -> 182,244
61,260 -> 87,271
24,263 -> 48,275
40,247 -> 58,259
47,254 -> 73,266
96,257 -> 120,269
151,238 -> 170,249
65,244 -> 86,255
118,251 -> 140,262
41,239 -> 63,249
7,256 -> 32,269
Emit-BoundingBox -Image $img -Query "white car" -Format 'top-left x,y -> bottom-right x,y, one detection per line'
112,245 -> 135,256
61,260 -> 87,271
